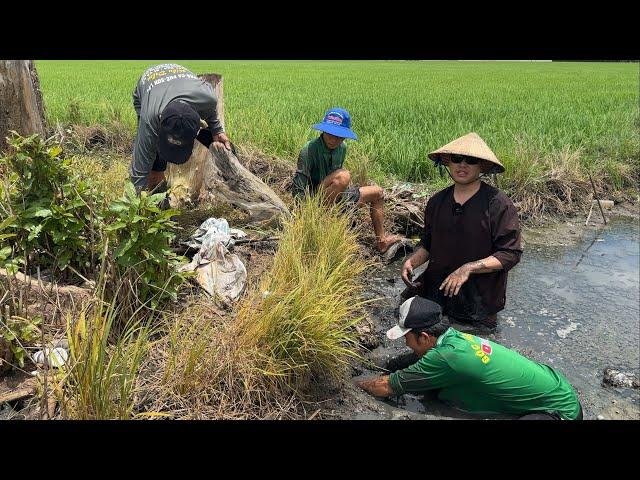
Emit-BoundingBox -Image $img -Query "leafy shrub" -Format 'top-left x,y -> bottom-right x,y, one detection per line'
0,132 -> 102,279
0,314 -> 42,368
103,182 -> 191,312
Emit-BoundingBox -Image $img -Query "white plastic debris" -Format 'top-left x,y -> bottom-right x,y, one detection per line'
32,347 -> 68,368
179,217 -> 248,303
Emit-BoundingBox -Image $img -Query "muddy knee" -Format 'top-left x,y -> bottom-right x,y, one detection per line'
370,185 -> 384,203
328,169 -> 351,189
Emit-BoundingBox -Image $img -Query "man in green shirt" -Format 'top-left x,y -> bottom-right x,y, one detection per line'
357,296 -> 583,420
292,107 -> 401,253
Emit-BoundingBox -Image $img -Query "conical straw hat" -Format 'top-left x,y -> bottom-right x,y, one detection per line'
428,132 -> 505,174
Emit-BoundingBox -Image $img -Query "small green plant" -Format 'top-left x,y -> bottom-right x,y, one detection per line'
103,182 -> 191,312
0,314 -> 42,368
66,98 -> 82,124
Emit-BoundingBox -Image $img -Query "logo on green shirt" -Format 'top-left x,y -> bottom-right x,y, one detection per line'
462,333 -> 492,364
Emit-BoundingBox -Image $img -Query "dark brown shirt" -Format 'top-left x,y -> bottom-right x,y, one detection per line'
418,181 -> 522,321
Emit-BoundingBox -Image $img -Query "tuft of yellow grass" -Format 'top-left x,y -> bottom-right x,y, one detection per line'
62,300 -> 151,420
233,192 -> 369,392
142,193 -> 369,418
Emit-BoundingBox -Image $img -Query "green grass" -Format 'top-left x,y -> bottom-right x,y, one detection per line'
64,302 -> 151,420
36,60 -> 639,185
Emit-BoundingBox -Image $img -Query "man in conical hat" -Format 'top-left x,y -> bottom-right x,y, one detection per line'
400,133 -> 522,332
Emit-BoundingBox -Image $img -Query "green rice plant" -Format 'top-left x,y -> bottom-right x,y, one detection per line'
234,192 -> 369,393
35,60 -> 639,192
66,98 -> 82,125
63,299 -> 152,420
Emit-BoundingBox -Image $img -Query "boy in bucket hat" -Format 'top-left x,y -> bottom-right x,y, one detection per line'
130,64 -> 232,194
292,107 -> 402,253
356,296 -> 583,420
400,132 -> 522,332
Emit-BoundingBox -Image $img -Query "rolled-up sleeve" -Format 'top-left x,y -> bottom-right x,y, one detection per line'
130,121 -> 157,194
201,103 -> 224,136
490,194 -> 523,271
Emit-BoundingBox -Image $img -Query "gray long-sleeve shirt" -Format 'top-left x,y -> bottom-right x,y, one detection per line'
130,64 -> 224,192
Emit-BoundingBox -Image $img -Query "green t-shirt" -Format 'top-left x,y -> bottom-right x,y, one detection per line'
389,328 -> 581,420
292,135 -> 347,197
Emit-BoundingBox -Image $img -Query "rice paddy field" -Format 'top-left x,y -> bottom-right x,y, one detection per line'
36,60 -> 639,185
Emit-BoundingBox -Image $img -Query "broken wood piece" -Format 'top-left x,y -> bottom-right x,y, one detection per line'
382,238 -> 416,263
0,269 -> 93,298
592,199 -> 614,210
0,378 -> 37,403
233,236 -> 280,245
42,393 -> 57,420
165,72 -> 289,226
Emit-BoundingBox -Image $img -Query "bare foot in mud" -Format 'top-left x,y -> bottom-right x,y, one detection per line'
375,235 -> 403,253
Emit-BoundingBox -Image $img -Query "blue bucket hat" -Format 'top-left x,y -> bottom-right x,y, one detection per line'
312,107 -> 358,140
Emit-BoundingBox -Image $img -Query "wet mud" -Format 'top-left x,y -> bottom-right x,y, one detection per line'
332,215 -> 640,420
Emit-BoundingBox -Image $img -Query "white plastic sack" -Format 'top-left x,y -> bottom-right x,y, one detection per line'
179,217 -> 247,303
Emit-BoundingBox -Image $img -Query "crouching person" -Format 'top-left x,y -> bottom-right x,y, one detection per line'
292,107 -> 401,253
129,63 -> 232,195
357,296 -> 583,420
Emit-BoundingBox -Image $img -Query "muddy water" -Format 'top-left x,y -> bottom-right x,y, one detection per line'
359,217 -> 640,420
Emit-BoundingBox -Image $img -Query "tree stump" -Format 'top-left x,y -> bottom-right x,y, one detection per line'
0,60 -> 46,152
166,73 -> 289,227
201,143 -> 289,227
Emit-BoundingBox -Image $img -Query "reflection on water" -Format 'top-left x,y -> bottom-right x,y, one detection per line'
364,217 -> 640,419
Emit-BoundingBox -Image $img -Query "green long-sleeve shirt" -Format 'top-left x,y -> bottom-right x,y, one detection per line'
389,328 -> 581,420
292,135 -> 347,198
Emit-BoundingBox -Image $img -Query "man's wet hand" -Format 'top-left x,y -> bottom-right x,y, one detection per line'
212,132 -> 232,151
401,259 -> 421,288
355,376 -> 393,397
439,264 -> 472,297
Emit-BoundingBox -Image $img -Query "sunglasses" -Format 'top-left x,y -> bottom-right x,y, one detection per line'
446,154 -> 480,165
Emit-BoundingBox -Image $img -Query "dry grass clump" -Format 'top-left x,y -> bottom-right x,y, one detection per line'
138,299 -> 299,419
138,194 -> 368,419
233,193 -> 369,391
497,140 -> 637,224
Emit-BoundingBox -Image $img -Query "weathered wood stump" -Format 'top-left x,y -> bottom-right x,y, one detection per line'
201,143 -> 289,227
0,60 -> 46,152
166,73 -> 289,227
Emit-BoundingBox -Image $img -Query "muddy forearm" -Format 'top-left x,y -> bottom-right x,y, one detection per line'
409,246 -> 430,268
